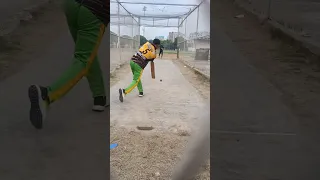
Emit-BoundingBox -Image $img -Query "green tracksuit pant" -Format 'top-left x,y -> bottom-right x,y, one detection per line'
124,60 -> 144,94
47,0 -> 106,103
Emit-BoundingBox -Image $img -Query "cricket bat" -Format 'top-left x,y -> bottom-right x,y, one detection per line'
151,61 -> 155,79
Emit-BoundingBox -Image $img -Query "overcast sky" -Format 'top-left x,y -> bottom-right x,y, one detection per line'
110,0 -> 210,40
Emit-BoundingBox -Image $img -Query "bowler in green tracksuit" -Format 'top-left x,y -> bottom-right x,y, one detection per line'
27,0 -> 109,129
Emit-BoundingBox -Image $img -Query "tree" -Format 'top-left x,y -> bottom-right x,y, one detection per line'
133,35 -> 148,46
140,35 -> 148,46
161,39 -> 174,50
174,38 -> 178,50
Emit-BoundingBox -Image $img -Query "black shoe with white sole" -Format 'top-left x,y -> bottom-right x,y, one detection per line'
139,92 -> 144,97
92,96 -> 108,112
119,88 -> 125,102
28,85 -> 49,129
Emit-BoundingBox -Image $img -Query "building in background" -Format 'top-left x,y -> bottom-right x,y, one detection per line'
155,36 -> 165,40
187,31 -> 210,51
168,32 -> 180,42
189,31 -> 209,40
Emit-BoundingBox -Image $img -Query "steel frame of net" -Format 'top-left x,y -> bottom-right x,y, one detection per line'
110,0 -> 204,36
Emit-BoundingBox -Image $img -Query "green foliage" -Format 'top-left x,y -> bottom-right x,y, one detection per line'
139,35 -> 148,45
174,38 -> 177,49
109,31 -> 186,50
161,39 -> 175,50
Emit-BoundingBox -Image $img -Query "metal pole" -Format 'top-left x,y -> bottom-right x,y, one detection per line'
177,18 -> 180,59
138,17 -> 141,46
142,6 -> 146,37
195,6 -> 200,50
116,0 -> 139,24
184,18 -> 187,51
110,14 -> 182,18
116,1 -> 198,6
196,6 -> 199,33
110,22 -> 179,28
143,27 -> 145,36
178,1 -> 204,27
132,18 -> 134,50
143,6 -> 146,16
117,2 -> 121,48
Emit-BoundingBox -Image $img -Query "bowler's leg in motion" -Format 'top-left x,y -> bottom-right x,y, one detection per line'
118,60 -> 144,102
28,0 -> 109,129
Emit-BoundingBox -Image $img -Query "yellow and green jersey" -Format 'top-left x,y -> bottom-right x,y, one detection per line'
131,42 -> 157,69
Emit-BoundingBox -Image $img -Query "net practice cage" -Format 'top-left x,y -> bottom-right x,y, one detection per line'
110,0 -> 210,66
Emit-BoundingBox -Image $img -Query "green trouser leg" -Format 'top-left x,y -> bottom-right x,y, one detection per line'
47,0 -> 106,103
64,2 -> 105,99
134,64 -> 143,93
124,60 -> 143,94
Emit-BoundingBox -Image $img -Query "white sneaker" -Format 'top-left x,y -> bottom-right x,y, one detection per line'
119,88 -> 125,102
92,96 -> 108,112
28,85 -> 49,129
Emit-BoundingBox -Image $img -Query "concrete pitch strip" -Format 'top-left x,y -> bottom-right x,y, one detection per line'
110,59 -> 207,131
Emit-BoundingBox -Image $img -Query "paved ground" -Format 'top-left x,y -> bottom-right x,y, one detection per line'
0,31 -> 110,179
0,0 -> 49,35
234,0 -> 320,48
181,58 -> 210,78
211,16 -> 311,180
213,2 -> 320,179
110,59 -> 206,130
0,0 -> 45,21
163,52 -> 211,78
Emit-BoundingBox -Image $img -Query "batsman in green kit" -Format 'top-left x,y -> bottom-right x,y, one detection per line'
27,0 -> 109,129
118,39 -> 161,102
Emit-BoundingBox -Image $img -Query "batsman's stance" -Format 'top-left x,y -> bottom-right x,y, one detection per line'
118,39 -> 161,102
27,0 -> 109,129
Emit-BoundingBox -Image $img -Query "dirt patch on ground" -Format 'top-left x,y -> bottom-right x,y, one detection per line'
0,1 -> 66,81
110,125 -> 210,179
110,127 -> 187,179
213,0 -> 320,139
